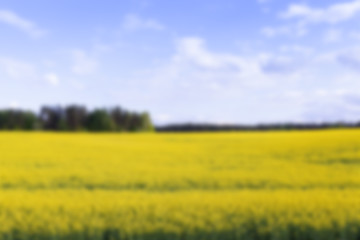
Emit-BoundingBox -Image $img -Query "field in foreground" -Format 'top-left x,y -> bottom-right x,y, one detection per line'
0,130 -> 360,239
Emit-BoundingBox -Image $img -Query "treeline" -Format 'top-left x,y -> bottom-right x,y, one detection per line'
0,105 -> 153,132
156,122 -> 360,132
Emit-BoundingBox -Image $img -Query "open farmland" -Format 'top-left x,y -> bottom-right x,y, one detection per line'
1,130 -> 360,239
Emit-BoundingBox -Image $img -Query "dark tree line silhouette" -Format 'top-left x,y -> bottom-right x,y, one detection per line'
0,105 -> 153,132
1,106 -> 359,132
155,122 -> 360,132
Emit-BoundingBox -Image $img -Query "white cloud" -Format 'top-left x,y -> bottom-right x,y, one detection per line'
170,37 -> 271,88
283,90 -> 304,99
323,29 -> 343,43
131,36 -> 307,97
0,9 -> 45,38
44,73 -> 59,86
9,101 -> 19,109
108,34 -> 360,123
70,81 -> 85,90
261,25 -> 307,37
302,90 -> 360,122
174,37 -> 247,70
281,1 -> 360,24
337,48 -> 360,71
122,14 -> 164,31
272,89 -> 360,122
0,57 -> 35,79
71,50 -> 98,75
154,113 -> 173,124
260,55 -> 299,74
261,26 -> 290,37
279,45 -> 313,55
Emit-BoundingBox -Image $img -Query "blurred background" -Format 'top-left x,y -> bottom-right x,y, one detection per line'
1,0 -> 360,125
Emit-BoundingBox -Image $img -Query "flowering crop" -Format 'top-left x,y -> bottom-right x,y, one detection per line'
0,130 -> 359,239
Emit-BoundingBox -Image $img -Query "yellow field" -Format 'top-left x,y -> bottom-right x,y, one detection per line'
0,130 -> 360,239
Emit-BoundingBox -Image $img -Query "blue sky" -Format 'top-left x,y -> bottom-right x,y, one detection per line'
1,0 -> 360,124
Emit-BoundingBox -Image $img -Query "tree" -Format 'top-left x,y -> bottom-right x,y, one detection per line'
110,107 -> 128,131
40,106 -> 65,130
140,112 -> 154,132
0,110 -> 39,130
65,105 -> 87,131
21,111 -> 39,130
0,105 -> 154,132
127,112 -> 142,132
86,109 -> 115,132
0,111 -> 6,129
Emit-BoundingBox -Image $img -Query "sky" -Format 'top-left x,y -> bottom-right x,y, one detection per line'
1,0 -> 360,125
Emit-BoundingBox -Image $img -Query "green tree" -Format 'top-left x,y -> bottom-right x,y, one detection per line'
22,111 -> 39,130
65,105 -> 87,131
86,109 -> 115,132
140,112 -> 154,132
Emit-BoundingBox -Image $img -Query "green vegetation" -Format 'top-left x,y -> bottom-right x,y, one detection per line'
0,105 -> 154,132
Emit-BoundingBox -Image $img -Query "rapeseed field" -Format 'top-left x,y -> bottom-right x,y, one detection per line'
0,130 -> 360,239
